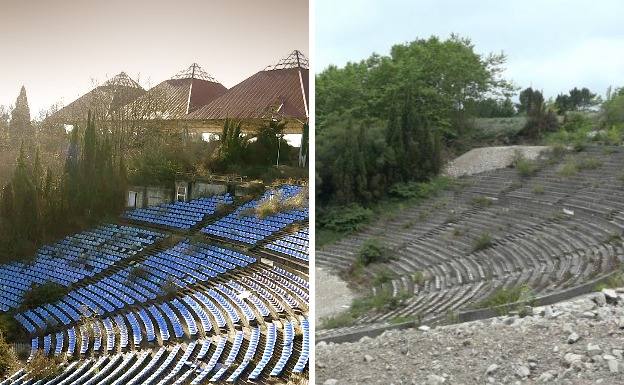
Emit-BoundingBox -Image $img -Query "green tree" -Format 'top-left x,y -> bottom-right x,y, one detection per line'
9,86 -> 34,142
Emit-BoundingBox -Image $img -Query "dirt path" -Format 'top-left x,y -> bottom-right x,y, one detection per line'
316,266 -> 354,324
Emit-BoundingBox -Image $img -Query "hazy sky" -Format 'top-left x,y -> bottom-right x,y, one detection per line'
316,0 -> 624,100
0,0 -> 308,116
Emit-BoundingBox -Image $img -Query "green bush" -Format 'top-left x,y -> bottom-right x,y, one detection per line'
576,156 -> 602,170
514,158 -> 539,177
22,282 -> 68,310
471,196 -> 492,207
478,284 -> 534,311
356,239 -> 391,266
472,232 -> 493,252
373,268 -> 395,285
532,184 -> 545,194
388,176 -> 451,200
318,204 -> 373,234
558,161 -> 579,177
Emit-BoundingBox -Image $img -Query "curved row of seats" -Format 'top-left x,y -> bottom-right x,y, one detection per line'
8,319 -> 309,385
265,227 -> 310,261
317,146 -> 624,335
0,225 -> 163,312
14,240 -> 256,335
123,194 -> 234,230
202,185 -> 308,245
25,265 -> 309,358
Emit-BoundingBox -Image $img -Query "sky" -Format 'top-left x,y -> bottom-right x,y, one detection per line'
0,0 -> 308,116
316,0 -> 624,100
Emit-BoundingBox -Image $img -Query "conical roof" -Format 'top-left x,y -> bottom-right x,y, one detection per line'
46,72 -> 145,124
187,51 -> 309,121
122,63 -> 227,119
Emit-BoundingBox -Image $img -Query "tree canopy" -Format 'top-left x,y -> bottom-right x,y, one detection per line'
317,35 -> 514,206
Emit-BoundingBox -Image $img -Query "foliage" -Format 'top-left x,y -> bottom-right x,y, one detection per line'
161,277 -> 178,296
26,351 -> 63,381
9,86 -> 34,142
388,176 -> 451,200
317,35 -> 514,209
0,332 -> 17,378
317,204 -> 373,234
513,156 -> 539,177
128,266 -> 149,282
471,196 -> 492,207
0,112 -> 127,262
356,238 -> 391,266
478,284 -> 535,313
320,289 -> 411,329
472,232 -> 493,252
555,87 -> 600,114
22,282 -> 69,310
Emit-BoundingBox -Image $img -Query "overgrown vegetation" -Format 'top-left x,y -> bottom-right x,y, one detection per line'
356,239 -> 392,266
477,284 -> 535,315
319,289 -> 410,329
22,282 -> 69,310
0,113 -> 128,262
513,153 -> 539,177
317,177 -> 451,247
25,351 -> 63,381
472,232 -> 493,252
317,35 -> 514,240
0,331 -> 17,378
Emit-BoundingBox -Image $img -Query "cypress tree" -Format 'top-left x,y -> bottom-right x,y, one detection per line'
9,86 -> 33,141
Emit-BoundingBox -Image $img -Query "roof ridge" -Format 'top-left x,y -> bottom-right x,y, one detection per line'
171,63 -> 219,82
264,50 -> 309,71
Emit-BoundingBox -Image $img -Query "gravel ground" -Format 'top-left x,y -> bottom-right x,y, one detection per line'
317,289 -> 624,385
316,266 -> 354,324
445,146 -> 549,177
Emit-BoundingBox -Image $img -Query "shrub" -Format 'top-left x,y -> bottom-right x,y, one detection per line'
128,266 -> 149,282
388,176 -> 451,200
318,204 -> 373,233
472,233 -> 493,252
0,332 -> 17,378
373,268 -> 395,286
26,351 -> 63,381
478,284 -> 534,312
558,161 -> 578,177
576,156 -> 602,170
22,282 -> 68,310
471,196 -> 492,207
514,158 -> 539,177
532,184 -> 545,194
160,278 -> 178,296
356,239 -> 390,266
411,271 -> 425,285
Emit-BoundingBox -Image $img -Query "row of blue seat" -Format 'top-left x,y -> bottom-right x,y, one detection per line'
0,224 -> 163,312
123,194 -> 233,230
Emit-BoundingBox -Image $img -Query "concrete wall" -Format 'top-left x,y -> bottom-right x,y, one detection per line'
191,182 -> 228,199
146,186 -> 173,207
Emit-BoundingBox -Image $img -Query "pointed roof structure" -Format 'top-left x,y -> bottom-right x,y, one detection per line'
123,63 -> 227,119
187,50 -> 309,122
46,72 -> 145,124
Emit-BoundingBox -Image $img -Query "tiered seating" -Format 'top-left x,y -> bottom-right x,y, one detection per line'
15,241 -> 255,333
5,184 -> 309,385
0,225 -> 163,312
317,145 -> 624,341
265,227 -> 310,261
202,185 -> 308,245
123,193 -> 234,230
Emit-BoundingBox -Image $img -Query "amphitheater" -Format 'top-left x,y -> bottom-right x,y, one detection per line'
0,185 -> 309,384
317,145 -> 624,342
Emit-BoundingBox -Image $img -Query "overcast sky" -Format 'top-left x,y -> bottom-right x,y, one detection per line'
0,0 -> 308,116
316,0 -> 624,100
